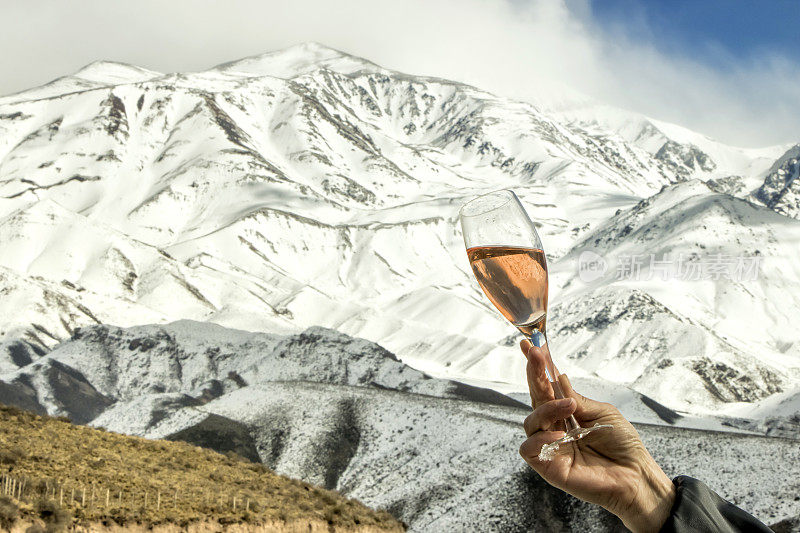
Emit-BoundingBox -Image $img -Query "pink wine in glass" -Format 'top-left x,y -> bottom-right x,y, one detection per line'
467,246 -> 548,337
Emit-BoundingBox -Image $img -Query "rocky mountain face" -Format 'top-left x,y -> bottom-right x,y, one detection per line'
1,320 -> 798,531
0,43 -> 798,427
755,144 -> 800,219
551,179 -> 800,416
22,321 -> 521,410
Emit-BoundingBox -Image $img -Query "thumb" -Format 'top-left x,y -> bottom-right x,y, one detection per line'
558,374 -> 610,420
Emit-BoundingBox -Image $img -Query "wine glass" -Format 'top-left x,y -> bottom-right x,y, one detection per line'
459,189 -> 611,460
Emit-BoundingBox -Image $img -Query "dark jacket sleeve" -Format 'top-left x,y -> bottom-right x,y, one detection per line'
659,476 -> 772,532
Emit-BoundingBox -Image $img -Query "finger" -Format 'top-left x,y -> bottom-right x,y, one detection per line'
523,398 -> 576,437
526,345 -> 555,408
520,339 -> 542,409
519,338 -> 532,355
519,339 -> 536,409
558,374 -> 611,420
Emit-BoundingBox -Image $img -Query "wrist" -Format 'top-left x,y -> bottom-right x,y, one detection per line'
619,462 -> 676,533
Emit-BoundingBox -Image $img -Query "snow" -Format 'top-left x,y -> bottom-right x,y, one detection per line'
0,43 -> 798,438
549,101 -> 788,191
0,61 -> 162,105
213,42 -> 381,79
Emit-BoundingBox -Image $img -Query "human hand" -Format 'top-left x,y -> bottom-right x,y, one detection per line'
518,339 -> 676,533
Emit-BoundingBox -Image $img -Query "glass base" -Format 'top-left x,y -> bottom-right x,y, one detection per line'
538,423 -> 613,461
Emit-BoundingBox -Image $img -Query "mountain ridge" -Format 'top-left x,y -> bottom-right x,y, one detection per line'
0,42 -> 798,426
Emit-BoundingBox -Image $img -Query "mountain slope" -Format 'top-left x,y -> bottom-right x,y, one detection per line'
32,321 -> 521,410
755,144 -> 800,218
0,43 -> 798,423
545,180 -> 800,415
1,321 -> 798,531
549,101 -> 788,192
0,403 -> 402,531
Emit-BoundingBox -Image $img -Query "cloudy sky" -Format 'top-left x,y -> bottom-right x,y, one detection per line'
2,0 -> 799,148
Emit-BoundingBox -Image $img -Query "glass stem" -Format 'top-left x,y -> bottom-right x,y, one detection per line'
529,329 -> 580,432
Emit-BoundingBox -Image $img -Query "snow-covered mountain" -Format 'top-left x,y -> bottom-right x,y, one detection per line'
755,144 -> 800,219
2,320 -> 798,531
1,42 -> 799,427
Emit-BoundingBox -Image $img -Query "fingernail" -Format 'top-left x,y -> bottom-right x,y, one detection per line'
557,398 -> 575,408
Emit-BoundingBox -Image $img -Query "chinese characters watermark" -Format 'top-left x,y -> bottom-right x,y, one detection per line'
578,251 -> 761,282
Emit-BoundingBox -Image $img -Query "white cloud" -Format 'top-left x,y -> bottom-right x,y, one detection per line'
1,0 -> 798,147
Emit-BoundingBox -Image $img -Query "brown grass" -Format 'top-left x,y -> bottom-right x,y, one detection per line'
0,495 -> 19,529
0,404 -> 403,531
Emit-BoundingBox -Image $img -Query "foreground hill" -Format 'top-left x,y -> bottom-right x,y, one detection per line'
0,403 -> 402,532
1,321 -> 798,531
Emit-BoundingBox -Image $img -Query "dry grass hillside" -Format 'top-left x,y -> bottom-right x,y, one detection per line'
0,404 -> 403,532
